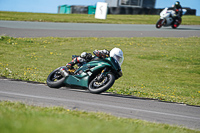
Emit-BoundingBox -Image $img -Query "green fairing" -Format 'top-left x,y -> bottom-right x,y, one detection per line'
64,74 -> 89,88
63,57 -> 121,88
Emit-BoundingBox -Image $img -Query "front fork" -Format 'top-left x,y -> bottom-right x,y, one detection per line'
97,67 -> 107,81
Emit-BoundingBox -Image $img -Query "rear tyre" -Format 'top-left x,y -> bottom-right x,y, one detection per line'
172,18 -> 182,29
88,72 -> 115,94
156,19 -> 163,28
172,24 -> 178,29
46,67 -> 65,88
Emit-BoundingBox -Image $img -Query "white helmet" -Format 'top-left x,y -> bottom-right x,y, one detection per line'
110,47 -> 124,66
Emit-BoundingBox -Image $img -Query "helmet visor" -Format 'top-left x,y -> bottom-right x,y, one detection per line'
114,55 -> 124,66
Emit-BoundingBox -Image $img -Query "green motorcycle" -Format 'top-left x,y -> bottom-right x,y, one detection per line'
46,56 -> 123,94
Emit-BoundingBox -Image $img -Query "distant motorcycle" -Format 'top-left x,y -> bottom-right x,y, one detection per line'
156,7 -> 187,29
46,56 -> 123,94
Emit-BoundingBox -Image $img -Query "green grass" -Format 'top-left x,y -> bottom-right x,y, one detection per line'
1,11 -> 199,132
0,36 -> 200,106
0,101 -> 199,133
0,11 -> 200,25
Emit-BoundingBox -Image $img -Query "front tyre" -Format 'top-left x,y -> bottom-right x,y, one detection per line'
156,19 -> 163,29
88,72 -> 115,94
46,67 -> 65,88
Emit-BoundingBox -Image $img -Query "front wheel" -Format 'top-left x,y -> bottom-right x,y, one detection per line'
156,19 -> 163,29
88,72 -> 115,94
46,67 -> 65,88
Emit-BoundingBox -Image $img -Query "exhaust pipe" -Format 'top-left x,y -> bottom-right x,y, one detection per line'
60,68 -> 69,77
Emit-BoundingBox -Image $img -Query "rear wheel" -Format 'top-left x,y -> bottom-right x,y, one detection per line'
172,24 -> 178,29
172,18 -> 182,29
156,19 -> 163,28
46,67 -> 65,88
88,72 -> 115,94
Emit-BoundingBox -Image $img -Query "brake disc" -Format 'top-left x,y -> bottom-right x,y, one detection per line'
93,77 -> 108,87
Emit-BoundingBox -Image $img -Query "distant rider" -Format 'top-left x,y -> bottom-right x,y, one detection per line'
173,1 -> 183,26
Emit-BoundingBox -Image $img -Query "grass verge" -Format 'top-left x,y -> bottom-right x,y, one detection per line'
0,101 -> 199,133
0,36 -> 200,105
0,11 -> 200,25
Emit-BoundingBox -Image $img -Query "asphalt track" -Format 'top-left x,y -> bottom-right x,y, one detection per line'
0,20 -> 200,37
0,21 -> 200,130
0,79 -> 200,130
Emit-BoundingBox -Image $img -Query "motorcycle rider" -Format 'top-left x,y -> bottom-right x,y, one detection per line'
66,49 -> 109,70
173,1 -> 182,26
66,48 -> 124,70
